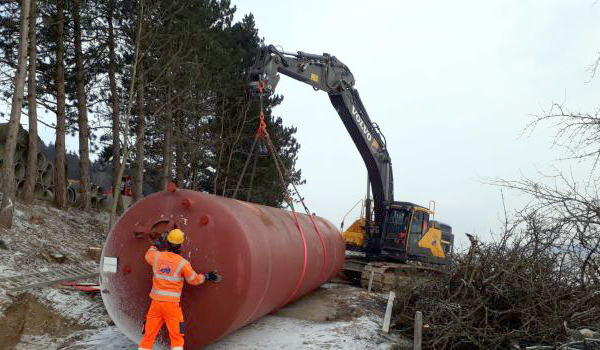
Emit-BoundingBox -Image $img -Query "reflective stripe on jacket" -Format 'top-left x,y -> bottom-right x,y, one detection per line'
144,246 -> 205,302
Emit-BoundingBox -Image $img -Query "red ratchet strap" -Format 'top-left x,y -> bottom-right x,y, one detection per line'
307,214 -> 328,281
282,201 -> 308,306
285,176 -> 329,281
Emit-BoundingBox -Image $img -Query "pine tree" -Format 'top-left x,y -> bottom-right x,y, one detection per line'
72,0 -> 91,210
22,0 -> 38,204
53,0 -> 67,209
0,0 -> 31,228
107,0 -> 121,199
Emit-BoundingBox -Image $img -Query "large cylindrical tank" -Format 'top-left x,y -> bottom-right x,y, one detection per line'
100,186 -> 345,348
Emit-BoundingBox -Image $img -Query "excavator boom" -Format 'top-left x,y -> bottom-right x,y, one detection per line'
249,45 -> 393,229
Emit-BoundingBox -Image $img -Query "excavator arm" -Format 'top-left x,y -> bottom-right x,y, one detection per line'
249,45 -> 394,229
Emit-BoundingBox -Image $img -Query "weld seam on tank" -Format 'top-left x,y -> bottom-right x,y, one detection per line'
308,215 -> 328,281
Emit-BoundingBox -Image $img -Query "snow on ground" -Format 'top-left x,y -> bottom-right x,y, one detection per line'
0,200 -> 410,349
31,286 -> 110,329
209,314 -> 399,350
0,199 -> 106,277
53,314 -> 400,350
1,285 -> 406,349
20,284 -> 407,349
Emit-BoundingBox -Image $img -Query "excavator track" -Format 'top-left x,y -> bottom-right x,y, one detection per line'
343,257 -> 444,292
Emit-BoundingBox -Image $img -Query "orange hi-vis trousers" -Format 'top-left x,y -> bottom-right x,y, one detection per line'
138,300 -> 184,350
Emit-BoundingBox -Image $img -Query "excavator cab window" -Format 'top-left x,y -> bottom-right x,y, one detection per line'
406,211 -> 429,255
389,209 -> 408,225
382,208 -> 409,249
410,211 -> 427,236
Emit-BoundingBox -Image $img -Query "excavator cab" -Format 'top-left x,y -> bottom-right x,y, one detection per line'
377,203 -> 453,264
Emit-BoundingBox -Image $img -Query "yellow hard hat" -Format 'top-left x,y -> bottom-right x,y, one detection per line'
167,229 -> 185,245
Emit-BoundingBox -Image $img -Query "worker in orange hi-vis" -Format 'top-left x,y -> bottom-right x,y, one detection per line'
138,229 -> 222,350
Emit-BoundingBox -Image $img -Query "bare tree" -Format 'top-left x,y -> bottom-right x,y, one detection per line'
53,0 -> 67,209
527,102 -> 600,170
0,0 -> 31,228
21,0 -> 37,204
109,0 -> 143,230
487,170 -> 600,287
162,88 -> 173,190
133,73 -> 145,202
175,114 -> 184,186
72,0 -> 91,211
107,0 -> 120,199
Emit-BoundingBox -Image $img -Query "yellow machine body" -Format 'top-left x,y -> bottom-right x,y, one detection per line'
343,218 -> 367,247
417,226 -> 445,258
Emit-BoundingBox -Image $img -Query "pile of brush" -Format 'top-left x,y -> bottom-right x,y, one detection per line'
394,213 -> 600,349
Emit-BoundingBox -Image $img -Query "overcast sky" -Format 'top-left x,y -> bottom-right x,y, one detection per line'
231,0 -> 600,248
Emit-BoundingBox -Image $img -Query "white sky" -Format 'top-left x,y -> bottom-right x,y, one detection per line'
231,0 -> 600,248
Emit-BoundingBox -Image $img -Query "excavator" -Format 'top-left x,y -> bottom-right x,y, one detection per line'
249,45 -> 454,290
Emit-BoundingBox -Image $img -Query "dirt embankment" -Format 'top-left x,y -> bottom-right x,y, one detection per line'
0,293 -> 85,349
274,284 -> 386,322
0,199 -> 110,349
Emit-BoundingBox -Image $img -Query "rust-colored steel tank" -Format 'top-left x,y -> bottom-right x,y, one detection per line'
100,185 -> 345,348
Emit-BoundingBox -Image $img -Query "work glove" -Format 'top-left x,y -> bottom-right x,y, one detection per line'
154,238 -> 168,251
205,270 -> 222,283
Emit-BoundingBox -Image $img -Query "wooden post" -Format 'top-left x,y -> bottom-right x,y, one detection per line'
414,311 -> 423,350
382,291 -> 395,333
367,269 -> 375,294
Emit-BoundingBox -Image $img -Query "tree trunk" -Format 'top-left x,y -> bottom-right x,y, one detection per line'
53,0 -> 67,209
22,0 -> 37,204
213,98 -> 225,194
175,115 -> 184,187
222,103 -> 249,196
162,90 -> 173,190
0,0 -> 31,228
133,74 -> 145,202
73,0 -> 90,211
109,0 -> 143,230
107,0 -> 120,198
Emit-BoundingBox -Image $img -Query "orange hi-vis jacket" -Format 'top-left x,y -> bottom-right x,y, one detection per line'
144,246 -> 204,302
